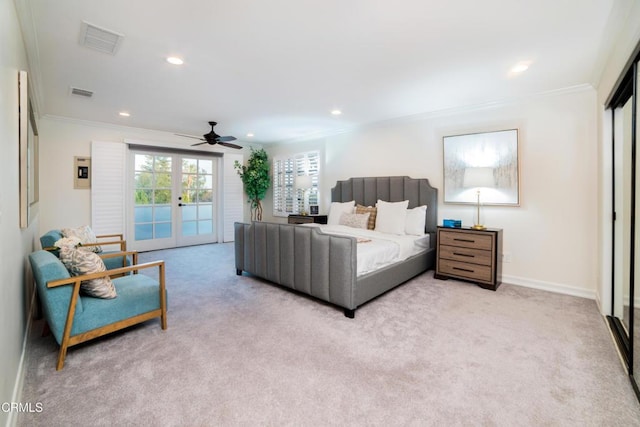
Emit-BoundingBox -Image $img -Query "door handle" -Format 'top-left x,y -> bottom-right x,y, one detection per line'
178,203 -> 184,207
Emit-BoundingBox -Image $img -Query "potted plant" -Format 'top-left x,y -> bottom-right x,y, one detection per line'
234,148 -> 270,221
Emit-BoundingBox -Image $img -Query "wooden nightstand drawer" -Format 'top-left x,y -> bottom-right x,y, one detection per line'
435,226 -> 502,290
439,245 -> 492,266
438,259 -> 492,283
439,230 -> 493,250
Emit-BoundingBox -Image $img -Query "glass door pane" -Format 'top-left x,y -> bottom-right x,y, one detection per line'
177,156 -> 217,246
133,154 -> 174,248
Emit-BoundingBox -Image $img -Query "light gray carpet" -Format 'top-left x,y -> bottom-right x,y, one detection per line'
18,243 -> 640,426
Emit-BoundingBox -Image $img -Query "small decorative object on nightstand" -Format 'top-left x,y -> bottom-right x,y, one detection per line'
434,226 -> 503,290
288,214 -> 328,225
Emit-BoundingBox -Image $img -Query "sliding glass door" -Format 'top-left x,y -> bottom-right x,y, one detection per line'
609,59 -> 640,401
129,150 -> 219,251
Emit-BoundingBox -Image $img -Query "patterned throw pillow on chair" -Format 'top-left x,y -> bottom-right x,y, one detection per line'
61,225 -> 102,253
59,247 -> 117,299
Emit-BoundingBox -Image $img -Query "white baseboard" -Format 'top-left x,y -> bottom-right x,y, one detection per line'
502,274 -> 596,300
6,292 -> 36,427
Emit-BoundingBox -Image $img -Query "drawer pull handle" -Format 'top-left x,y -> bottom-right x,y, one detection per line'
453,238 -> 475,243
453,267 -> 475,273
453,252 -> 474,258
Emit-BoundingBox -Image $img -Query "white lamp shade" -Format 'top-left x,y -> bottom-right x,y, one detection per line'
463,167 -> 495,189
296,175 -> 313,189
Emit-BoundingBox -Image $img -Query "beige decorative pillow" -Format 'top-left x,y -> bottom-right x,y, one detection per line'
339,212 -> 370,229
62,225 -> 102,253
355,205 -> 377,230
328,201 -> 356,225
59,247 -> 117,299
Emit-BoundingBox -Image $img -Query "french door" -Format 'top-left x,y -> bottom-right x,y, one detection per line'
128,149 -> 220,251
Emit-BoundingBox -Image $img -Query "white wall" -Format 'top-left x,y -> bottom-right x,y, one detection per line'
265,87 -> 598,298
38,117 -> 256,235
0,0 -> 41,425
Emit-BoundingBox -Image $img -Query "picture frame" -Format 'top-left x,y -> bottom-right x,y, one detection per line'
443,129 -> 519,206
309,205 -> 319,215
19,70 -> 39,228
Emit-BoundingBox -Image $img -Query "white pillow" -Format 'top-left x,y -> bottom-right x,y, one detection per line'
328,201 -> 356,225
339,212 -> 370,229
62,225 -> 102,253
375,200 -> 409,235
405,205 -> 427,236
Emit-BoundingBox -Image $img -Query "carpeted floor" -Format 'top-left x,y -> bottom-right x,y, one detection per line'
18,243 -> 640,426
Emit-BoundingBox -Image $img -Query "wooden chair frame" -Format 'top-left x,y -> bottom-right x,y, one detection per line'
46,251 -> 167,370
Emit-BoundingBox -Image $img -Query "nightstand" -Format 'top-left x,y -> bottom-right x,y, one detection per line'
287,214 -> 328,225
434,226 -> 503,290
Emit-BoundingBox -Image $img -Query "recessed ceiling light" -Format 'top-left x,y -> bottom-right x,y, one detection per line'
119,111 -> 130,117
331,109 -> 342,116
246,133 -> 254,137
510,61 -> 530,74
166,56 -> 184,65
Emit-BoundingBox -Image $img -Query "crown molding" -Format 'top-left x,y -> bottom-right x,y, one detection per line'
273,84 -> 595,145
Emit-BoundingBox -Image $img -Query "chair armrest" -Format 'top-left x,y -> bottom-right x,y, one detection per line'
99,250 -> 138,263
47,260 -> 164,288
81,240 -> 127,252
96,233 -> 123,240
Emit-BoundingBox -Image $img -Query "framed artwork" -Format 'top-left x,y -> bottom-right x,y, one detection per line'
19,70 -> 39,228
443,129 -> 519,206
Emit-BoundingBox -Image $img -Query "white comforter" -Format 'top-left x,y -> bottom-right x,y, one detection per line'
305,224 -> 430,276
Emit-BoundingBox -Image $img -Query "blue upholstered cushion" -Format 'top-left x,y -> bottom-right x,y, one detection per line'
40,230 -> 130,270
29,251 -> 83,344
75,274 -> 167,336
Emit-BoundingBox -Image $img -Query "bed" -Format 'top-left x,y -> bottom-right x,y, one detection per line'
234,176 -> 438,318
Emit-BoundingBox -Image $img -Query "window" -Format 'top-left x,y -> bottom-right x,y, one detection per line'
273,151 -> 320,216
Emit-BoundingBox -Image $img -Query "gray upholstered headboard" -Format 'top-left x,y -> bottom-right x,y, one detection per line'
330,176 -> 438,236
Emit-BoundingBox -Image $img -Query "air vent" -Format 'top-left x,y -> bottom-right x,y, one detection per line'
79,21 -> 123,55
70,87 -> 94,98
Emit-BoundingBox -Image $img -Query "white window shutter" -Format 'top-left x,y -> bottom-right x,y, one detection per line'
91,141 -> 126,236
223,153 -> 244,242
273,151 -> 320,216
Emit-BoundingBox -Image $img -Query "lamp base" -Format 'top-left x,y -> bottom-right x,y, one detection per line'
471,224 -> 487,230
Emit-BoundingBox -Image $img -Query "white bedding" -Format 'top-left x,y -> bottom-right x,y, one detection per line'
304,224 -> 430,276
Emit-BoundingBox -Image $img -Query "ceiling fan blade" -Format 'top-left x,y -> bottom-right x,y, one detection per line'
176,133 -> 205,141
217,135 -> 237,142
191,141 -> 208,146
218,141 -> 243,149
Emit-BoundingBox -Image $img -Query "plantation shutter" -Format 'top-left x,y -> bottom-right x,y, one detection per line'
91,141 -> 126,236
273,151 -> 320,216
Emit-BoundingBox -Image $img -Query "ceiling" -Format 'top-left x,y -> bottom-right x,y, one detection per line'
17,0 -> 623,144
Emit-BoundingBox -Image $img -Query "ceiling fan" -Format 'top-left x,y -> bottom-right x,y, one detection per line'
176,121 -> 242,149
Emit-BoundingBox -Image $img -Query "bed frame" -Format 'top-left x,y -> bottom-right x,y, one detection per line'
234,176 -> 438,318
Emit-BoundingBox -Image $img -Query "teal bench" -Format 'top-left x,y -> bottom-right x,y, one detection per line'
28,250 -> 168,370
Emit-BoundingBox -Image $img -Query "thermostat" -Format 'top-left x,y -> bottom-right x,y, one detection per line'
74,156 -> 91,189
